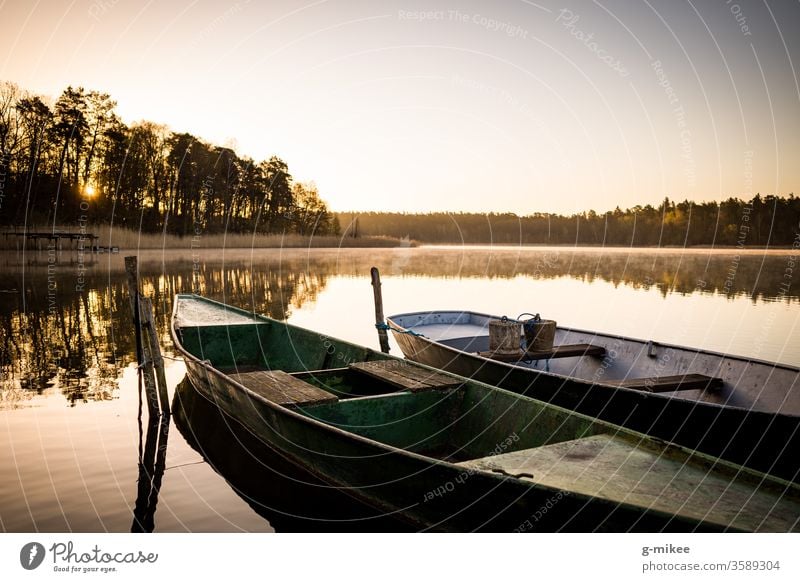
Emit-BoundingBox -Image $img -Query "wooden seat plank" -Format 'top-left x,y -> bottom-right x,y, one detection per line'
349,360 -> 462,392
479,343 -> 606,362
526,343 -> 607,359
379,362 -> 463,388
229,369 -> 338,407
350,362 -> 421,391
610,373 -> 723,393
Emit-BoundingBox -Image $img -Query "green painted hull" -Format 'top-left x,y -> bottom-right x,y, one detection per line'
171,294 -> 800,532
172,378 -> 413,531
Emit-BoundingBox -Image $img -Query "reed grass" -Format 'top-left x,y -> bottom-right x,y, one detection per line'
0,225 -> 413,250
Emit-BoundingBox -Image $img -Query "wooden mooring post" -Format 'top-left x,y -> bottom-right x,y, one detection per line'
370,267 -> 390,354
125,256 -> 170,417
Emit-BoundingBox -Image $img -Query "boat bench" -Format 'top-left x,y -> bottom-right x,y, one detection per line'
480,343 -> 607,362
349,360 -> 463,393
608,373 -> 723,393
229,369 -> 339,408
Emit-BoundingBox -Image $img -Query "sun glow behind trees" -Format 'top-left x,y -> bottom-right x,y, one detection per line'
0,81 -> 338,236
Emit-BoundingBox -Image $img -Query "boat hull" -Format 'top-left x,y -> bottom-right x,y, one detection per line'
389,320 -> 800,482
180,357 -> 733,532
172,378 -> 415,532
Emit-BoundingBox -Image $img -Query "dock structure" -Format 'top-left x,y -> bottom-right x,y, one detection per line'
1,230 -> 117,253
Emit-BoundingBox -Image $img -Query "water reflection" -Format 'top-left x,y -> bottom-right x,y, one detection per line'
2,247 -> 798,409
131,414 -> 170,533
375,247 -> 798,302
172,378 -> 411,532
0,251 -> 331,407
0,282 -> 122,407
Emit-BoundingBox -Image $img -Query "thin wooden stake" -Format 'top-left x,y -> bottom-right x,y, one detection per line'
125,256 -> 144,368
370,267 -> 390,354
125,256 -> 159,418
138,305 -> 161,418
140,296 -> 170,416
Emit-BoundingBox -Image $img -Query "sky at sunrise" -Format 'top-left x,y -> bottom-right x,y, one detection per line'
1,0 -> 798,214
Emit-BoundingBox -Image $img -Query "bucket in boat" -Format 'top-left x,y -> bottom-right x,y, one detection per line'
522,315 -> 557,352
488,318 -> 523,358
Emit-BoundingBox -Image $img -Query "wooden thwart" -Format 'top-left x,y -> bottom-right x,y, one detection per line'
480,343 -> 606,362
349,360 -> 463,393
230,369 -> 339,407
610,373 -> 723,393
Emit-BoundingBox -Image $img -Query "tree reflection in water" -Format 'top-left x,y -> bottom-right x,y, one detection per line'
1,247 -> 797,408
0,251 -> 333,406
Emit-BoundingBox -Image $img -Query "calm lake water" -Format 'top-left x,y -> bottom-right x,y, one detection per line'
1,245 -> 798,532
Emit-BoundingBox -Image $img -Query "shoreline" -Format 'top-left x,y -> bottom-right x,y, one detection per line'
0,244 -> 796,256
3,226 -> 797,252
0,232 -> 414,251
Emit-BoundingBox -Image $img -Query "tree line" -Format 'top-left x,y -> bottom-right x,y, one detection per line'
0,81 -> 338,236
338,195 -> 800,246
3,81 -> 797,246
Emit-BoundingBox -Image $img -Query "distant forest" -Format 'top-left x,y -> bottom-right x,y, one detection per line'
0,81 -> 338,236
338,195 -> 800,246
2,82 -> 798,247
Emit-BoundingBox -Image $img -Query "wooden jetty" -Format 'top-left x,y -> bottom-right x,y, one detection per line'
1,230 -> 117,253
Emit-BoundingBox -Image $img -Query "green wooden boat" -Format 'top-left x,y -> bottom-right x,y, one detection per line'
172,377 -> 413,532
171,294 -> 800,532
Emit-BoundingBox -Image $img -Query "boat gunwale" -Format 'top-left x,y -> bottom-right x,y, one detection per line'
170,295 -> 529,475
386,309 -> 800,374
386,309 -> 800,420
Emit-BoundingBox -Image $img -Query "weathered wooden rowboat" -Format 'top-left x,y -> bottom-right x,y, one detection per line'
172,294 -> 800,532
386,310 -> 800,481
172,377 -> 412,532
